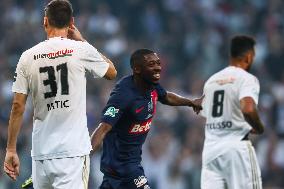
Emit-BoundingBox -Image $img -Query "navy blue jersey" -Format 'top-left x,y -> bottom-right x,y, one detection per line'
100,75 -> 167,178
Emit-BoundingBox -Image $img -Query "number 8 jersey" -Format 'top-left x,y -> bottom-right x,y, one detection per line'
12,37 -> 110,160
201,66 -> 260,163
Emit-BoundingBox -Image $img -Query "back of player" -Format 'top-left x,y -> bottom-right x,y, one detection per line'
201,36 -> 264,189
5,1 -> 116,189
18,38 -> 109,160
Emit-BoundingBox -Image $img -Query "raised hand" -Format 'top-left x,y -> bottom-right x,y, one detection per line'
67,24 -> 85,42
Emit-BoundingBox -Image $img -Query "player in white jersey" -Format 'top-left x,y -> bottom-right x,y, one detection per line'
200,35 -> 265,189
3,0 -> 117,189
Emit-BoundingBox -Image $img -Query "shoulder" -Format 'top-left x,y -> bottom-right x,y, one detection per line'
237,69 -> 259,86
21,42 -> 44,59
109,76 -> 134,101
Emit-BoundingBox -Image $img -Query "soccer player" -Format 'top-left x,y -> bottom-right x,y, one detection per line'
90,49 -> 203,189
3,0 -> 117,189
200,35 -> 264,189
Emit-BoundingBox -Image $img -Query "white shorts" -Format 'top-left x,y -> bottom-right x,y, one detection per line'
201,141 -> 262,189
32,155 -> 90,189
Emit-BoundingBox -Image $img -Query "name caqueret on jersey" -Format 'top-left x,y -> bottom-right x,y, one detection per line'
206,121 -> 232,130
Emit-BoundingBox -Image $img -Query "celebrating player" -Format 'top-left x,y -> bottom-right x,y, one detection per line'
3,0 -> 116,189
200,35 -> 264,189
91,49 -> 203,189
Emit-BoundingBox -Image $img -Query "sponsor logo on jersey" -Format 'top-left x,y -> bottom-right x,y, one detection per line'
129,119 -> 152,134
34,49 -> 74,60
104,106 -> 119,118
206,121 -> 232,130
134,176 -> 148,188
214,77 -> 236,85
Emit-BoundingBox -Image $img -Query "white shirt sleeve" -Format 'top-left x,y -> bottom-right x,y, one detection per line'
12,52 -> 29,94
239,75 -> 260,104
80,42 -> 109,78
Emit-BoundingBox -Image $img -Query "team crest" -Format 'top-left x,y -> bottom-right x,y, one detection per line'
134,176 -> 148,188
104,107 -> 119,117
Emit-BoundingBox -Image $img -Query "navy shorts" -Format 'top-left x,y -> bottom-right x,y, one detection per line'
99,168 -> 151,189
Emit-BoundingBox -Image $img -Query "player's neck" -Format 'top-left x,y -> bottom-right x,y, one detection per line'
229,59 -> 247,70
133,76 -> 153,93
47,27 -> 68,39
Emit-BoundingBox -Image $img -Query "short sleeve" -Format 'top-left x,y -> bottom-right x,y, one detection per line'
101,85 -> 132,127
12,53 -> 29,94
155,84 -> 167,103
239,76 -> 260,104
80,42 -> 109,78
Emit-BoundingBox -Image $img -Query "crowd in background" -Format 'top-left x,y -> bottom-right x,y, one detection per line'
0,0 -> 284,188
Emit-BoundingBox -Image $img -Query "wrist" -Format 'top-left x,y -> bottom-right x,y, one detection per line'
6,147 -> 17,153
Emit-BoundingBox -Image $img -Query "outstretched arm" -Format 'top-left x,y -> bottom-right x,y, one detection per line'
90,122 -> 112,154
240,97 -> 264,134
162,92 -> 203,114
4,93 -> 27,180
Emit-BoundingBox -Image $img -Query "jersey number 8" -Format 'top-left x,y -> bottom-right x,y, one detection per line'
212,90 -> 224,117
39,63 -> 69,99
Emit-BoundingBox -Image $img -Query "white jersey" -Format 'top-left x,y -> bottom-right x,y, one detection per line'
201,66 -> 260,163
12,37 -> 109,160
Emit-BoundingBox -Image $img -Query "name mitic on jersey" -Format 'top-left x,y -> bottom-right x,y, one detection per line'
129,119 -> 152,134
47,100 -> 70,111
206,121 -> 232,130
34,49 -> 74,60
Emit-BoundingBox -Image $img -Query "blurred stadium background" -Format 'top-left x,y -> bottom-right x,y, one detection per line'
0,0 -> 284,188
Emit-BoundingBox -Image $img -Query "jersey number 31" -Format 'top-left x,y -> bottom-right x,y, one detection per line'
39,63 -> 69,99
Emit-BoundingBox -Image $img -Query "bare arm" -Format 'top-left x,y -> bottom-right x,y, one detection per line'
4,93 -> 27,180
98,52 -> 117,80
240,97 -> 264,134
162,92 -> 203,114
90,122 -> 112,154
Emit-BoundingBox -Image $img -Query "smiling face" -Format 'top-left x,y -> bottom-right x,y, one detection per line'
139,53 -> 161,84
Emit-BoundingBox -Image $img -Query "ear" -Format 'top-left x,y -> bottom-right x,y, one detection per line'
133,66 -> 141,74
69,17 -> 75,28
246,50 -> 254,64
43,17 -> 48,29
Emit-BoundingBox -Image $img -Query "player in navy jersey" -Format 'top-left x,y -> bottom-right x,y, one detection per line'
91,49 -> 203,189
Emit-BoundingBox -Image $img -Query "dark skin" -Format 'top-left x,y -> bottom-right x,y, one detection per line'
91,52 -> 203,153
230,49 -> 264,134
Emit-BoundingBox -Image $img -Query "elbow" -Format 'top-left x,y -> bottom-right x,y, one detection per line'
104,68 -> 117,80
108,69 -> 117,80
11,101 -> 25,116
242,106 -> 255,115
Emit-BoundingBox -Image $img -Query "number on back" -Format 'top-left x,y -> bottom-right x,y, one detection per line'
39,63 -> 69,99
212,90 -> 224,117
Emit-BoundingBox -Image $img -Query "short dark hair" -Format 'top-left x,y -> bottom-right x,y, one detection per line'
44,0 -> 73,28
230,35 -> 256,58
130,49 -> 154,68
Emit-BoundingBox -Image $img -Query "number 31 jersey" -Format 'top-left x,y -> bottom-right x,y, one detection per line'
201,66 -> 260,162
12,37 -> 109,160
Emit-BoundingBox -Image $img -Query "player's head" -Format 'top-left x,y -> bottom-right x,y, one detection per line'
44,0 -> 74,30
130,49 -> 161,84
230,35 -> 256,71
